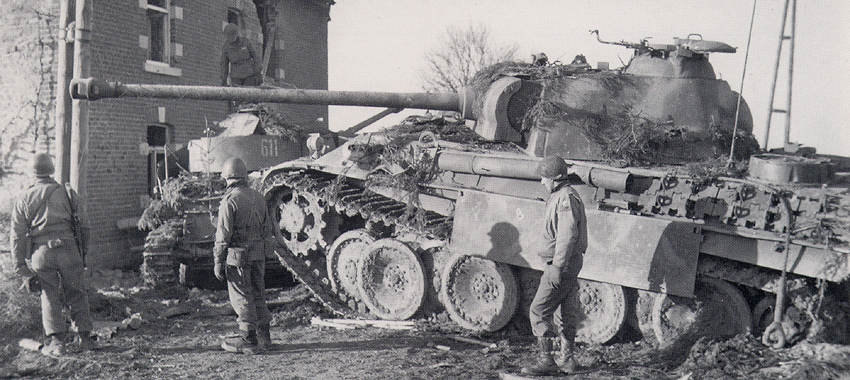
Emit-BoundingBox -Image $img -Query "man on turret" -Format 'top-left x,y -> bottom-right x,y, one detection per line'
11,153 -> 94,356
221,23 -> 263,86
214,157 -> 274,354
522,155 -> 588,376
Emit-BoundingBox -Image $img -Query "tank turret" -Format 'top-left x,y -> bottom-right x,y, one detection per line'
72,31 -> 754,166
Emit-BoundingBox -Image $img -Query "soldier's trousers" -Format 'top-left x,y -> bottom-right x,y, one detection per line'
529,252 -> 583,339
227,259 -> 272,331
31,238 -> 93,336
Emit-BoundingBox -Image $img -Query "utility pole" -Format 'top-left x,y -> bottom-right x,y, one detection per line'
54,0 -> 74,183
70,0 -> 91,218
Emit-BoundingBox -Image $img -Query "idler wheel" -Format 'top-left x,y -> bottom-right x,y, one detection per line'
555,279 -> 627,344
270,188 -> 327,255
356,238 -> 426,320
651,278 -> 751,348
633,289 -> 660,346
327,229 -> 375,301
440,255 -> 518,332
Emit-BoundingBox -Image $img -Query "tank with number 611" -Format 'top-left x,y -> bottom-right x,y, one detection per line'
131,105 -> 356,289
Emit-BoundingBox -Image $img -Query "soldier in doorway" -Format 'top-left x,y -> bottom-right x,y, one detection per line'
11,153 -> 94,356
521,155 -> 588,376
214,157 -> 274,354
221,23 -> 263,86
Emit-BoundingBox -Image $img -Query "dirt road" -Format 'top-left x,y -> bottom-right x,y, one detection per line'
2,282 -> 849,379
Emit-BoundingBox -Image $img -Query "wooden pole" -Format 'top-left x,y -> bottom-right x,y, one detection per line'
70,0 -> 91,217
783,0 -> 797,148
54,0 -> 74,183
763,0 -> 791,150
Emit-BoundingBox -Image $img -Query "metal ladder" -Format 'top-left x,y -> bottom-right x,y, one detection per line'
762,0 -> 797,150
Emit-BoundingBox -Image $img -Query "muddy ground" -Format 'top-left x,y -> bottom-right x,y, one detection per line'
1,271 -> 850,380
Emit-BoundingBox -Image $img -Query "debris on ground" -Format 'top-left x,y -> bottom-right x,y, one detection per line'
675,333 -> 780,379
310,317 -> 416,330
17,339 -> 41,352
161,303 -> 195,319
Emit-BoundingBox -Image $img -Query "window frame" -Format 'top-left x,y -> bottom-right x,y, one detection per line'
144,0 -> 181,76
145,124 -> 172,196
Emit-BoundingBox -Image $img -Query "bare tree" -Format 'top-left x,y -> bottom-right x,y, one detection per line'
421,24 -> 518,93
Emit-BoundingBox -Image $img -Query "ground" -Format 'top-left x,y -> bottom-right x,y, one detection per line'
2,270 -> 850,380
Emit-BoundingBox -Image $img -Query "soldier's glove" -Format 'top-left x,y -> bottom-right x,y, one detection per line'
21,276 -> 41,293
214,262 -> 225,282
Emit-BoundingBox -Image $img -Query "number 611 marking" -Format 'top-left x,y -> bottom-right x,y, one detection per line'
261,138 -> 280,157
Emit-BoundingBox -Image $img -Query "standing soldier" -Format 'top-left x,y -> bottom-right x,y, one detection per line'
11,153 -> 93,356
221,23 -> 263,86
521,155 -> 588,376
214,157 -> 274,354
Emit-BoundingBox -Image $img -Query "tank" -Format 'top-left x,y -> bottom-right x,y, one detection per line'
136,106 -> 331,288
71,33 -> 850,348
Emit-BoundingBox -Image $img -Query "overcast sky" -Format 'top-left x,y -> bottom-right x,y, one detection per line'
327,0 -> 849,156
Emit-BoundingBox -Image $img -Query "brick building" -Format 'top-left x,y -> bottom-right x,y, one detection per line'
83,0 -> 332,267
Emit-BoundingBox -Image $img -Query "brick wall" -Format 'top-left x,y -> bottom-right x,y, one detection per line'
270,0 -> 330,132
85,0 -> 265,267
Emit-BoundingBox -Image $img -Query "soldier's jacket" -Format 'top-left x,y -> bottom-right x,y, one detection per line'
11,177 -> 81,271
539,182 -> 588,269
220,38 -> 261,82
214,180 -> 275,264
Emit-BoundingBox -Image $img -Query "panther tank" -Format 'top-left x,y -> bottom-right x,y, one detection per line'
72,32 -> 850,348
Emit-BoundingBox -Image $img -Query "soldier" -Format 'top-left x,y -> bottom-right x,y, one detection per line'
521,155 -> 588,376
214,157 -> 274,354
11,153 -> 93,356
221,23 -> 263,86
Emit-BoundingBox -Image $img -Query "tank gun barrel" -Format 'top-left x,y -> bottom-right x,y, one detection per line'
69,77 -> 466,113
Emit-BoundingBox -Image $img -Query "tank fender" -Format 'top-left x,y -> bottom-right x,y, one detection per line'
450,189 -> 701,297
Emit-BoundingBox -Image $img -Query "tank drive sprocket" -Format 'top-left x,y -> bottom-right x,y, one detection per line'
272,188 -> 327,255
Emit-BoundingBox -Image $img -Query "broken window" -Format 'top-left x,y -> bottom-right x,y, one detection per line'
146,0 -> 170,64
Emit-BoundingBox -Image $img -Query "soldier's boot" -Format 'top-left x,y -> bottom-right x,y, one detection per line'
257,324 -> 272,350
76,332 -> 96,351
520,337 -> 559,376
41,334 -> 65,357
555,335 -> 578,374
221,330 -> 262,354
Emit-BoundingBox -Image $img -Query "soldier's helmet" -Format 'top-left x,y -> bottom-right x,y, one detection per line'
32,153 -> 55,176
536,155 -> 569,180
221,157 -> 248,179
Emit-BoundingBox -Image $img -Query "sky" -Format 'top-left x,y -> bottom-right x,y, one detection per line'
326,0 -> 850,156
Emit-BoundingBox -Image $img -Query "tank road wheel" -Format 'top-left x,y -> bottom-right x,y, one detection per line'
327,229 -> 375,306
752,295 -> 807,344
271,188 -> 327,255
651,278 -> 751,348
356,238 -> 426,320
555,280 -> 627,344
440,255 -> 519,332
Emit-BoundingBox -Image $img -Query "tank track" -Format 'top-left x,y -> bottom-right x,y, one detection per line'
141,222 -> 182,288
264,169 -> 452,318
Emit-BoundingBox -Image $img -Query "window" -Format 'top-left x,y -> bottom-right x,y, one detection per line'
146,0 -> 170,64
227,8 -> 241,26
146,125 -> 170,196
